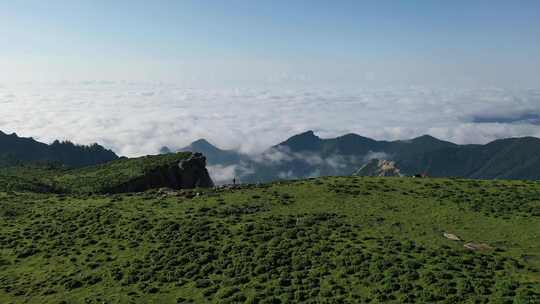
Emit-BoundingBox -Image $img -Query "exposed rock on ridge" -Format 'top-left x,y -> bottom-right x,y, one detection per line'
354,159 -> 403,177
106,152 -> 214,193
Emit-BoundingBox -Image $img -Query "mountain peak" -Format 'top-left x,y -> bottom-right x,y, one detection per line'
179,138 -> 225,155
285,130 -> 319,140
159,146 -> 172,154
277,130 -> 322,152
191,138 -> 218,150
300,130 -> 316,136
412,134 -> 438,141
336,133 -> 377,142
408,134 -> 457,146
289,130 -> 319,140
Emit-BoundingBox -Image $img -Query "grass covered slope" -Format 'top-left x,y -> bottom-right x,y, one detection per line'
0,152 -> 201,194
1,177 -> 539,303
51,152 -> 194,193
0,166 -> 64,193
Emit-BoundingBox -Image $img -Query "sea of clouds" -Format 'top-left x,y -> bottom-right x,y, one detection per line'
1,82 -> 540,158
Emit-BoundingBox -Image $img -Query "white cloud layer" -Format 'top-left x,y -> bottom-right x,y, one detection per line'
207,164 -> 237,185
1,82 -> 539,158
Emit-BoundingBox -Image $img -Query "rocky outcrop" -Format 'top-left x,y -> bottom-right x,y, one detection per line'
354,159 -> 403,177
177,152 -> 215,188
107,153 -> 214,193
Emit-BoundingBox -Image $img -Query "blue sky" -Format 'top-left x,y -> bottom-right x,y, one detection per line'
1,1 -> 540,157
1,1 -> 540,87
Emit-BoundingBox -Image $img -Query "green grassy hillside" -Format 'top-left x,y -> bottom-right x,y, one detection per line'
0,153 -> 192,194
51,152 -> 193,193
1,176 -> 539,303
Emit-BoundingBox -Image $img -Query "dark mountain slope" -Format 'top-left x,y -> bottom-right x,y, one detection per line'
0,131 -> 118,168
469,137 -> 540,179
397,137 -> 540,179
397,144 -> 484,177
389,135 -> 458,159
318,133 -> 384,156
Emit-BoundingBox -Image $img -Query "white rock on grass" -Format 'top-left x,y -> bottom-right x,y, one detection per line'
443,233 -> 461,241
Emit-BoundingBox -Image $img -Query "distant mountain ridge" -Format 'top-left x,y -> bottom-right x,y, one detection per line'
0,131 -> 119,168
401,136 -> 540,180
178,131 -> 540,183
4,128 -> 539,183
